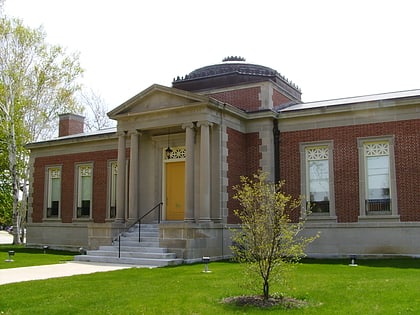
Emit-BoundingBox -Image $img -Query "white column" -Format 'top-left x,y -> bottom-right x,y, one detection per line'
198,121 -> 212,222
182,123 -> 195,222
128,130 -> 140,220
116,131 -> 126,222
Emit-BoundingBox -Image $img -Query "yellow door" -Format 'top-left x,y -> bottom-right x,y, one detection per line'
165,161 -> 185,220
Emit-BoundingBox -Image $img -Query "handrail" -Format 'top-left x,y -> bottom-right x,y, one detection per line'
113,202 -> 163,258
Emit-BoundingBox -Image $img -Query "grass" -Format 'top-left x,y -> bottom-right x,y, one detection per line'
0,245 -> 76,269
1,253 -> 420,314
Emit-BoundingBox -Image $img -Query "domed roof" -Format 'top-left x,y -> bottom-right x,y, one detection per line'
185,56 -> 278,80
172,56 -> 300,97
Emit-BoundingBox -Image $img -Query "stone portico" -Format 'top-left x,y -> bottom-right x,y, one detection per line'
106,85 -> 232,261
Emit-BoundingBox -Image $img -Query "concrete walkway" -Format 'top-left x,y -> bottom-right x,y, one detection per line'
0,230 -> 13,244
0,261 -> 136,285
0,231 -> 153,285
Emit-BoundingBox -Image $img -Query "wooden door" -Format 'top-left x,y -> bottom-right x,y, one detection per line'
165,161 -> 185,220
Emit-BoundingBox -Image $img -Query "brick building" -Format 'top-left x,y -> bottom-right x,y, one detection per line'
26,57 -> 420,263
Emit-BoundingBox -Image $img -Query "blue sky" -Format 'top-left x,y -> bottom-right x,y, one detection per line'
4,0 -> 420,109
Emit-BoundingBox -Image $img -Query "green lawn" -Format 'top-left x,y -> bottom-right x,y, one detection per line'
0,248 -> 419,314
0,245 -> 76,269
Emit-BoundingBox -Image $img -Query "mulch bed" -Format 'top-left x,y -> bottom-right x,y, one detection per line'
222,295 -> 309,309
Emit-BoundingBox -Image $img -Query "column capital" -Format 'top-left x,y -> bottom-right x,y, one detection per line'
128,129 -> 142,136
197,121 -> 213,128
182,122 -> 195,130
117,130 -> 127,137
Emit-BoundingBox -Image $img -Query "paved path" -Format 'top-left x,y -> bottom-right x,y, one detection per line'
1,232 -> 152,285
0,261 -> 137,285
0,231 -> 13,244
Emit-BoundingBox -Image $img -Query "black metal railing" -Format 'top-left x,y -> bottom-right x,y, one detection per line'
113,202 -> 163,258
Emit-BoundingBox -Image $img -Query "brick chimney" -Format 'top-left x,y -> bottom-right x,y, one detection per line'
58,113 -> 85,137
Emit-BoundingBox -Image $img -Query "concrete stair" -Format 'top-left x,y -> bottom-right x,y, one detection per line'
74,224 -> 183,267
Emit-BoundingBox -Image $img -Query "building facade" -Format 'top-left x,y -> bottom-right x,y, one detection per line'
26,57 -> 420,260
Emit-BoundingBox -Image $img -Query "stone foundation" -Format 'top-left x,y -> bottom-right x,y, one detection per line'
302,221 -> 420,258
159,222 -> 232,263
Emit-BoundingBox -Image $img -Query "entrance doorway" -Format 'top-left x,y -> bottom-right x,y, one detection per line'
165,161 -> 185,220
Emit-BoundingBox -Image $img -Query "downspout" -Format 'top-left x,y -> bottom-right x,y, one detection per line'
273,118 -> 280,183
220,102 -> 226,259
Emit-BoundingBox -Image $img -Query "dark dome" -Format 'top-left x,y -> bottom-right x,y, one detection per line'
172,56 -> 300,96
186,59 -> 278,80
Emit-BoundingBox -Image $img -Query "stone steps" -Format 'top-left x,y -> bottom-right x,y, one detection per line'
74,224 -> 183,267
75,255 -> 183,267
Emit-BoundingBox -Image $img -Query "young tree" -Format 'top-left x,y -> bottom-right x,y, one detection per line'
231,171 -> 319,300
0,16 -> 83,243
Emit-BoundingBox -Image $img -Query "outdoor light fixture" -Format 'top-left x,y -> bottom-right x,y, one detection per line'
349,255 -> 358,266
202,256 -> 211,273
165,146 -> 173,159
79,247 -> 87,255
43,245 -> 49,254
165,127 -> 172,159
5,250 -> 15,262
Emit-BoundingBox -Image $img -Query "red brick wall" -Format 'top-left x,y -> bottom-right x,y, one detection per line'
32,149 -> 118,223
394,120 -> 420,221
226,128 -> 262,223
208,87 -> 261,112
280,119 -> 420,222
272,88 -> 293,106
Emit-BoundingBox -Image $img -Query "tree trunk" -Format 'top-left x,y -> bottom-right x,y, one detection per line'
7,96 -> 21,245
263,279 -> 269,299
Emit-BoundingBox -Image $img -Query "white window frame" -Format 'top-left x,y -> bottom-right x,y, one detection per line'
45,166 -> 61,219
358,136 -> 398,217
300,141 -> 336,219
75,163 -> 93,219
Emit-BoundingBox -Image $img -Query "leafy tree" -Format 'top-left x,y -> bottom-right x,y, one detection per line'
0,142 -> 12,227
0,16 -> 83,243
231,171 -> 319,300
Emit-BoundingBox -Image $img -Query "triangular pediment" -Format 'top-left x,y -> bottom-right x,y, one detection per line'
108,84 -> 210,118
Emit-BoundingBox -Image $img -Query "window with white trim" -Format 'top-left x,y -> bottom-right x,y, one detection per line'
301,142 -> 335,216
360,140 -> 393,215
76,164 -> 92,218
46,167 -> 61,218
109,161 -> 117,218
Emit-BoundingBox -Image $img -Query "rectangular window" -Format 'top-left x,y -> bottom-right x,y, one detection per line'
46,167 -> 61,218
300,142 -> 335,219
306,146 -> 330,213
109,161 -> 117,218
77,164 -> 92,218
364,142 -> 391,213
